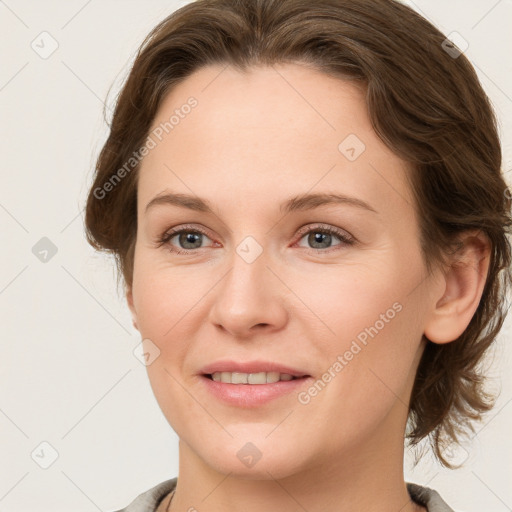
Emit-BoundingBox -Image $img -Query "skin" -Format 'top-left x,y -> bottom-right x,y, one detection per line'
126,62 -> 491,512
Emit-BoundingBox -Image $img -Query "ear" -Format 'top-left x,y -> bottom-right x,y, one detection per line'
424,229 -> 491,344
126,285 -> 139,332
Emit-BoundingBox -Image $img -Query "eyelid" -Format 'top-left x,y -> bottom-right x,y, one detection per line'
294,222 -> 353,241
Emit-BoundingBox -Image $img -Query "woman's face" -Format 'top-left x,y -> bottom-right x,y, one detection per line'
128,63 -> 443,478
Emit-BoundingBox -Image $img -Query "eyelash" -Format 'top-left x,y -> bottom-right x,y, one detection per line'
156,223 -> 355,256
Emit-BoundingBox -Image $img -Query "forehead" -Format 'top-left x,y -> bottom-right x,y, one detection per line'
138,63 -> 415,222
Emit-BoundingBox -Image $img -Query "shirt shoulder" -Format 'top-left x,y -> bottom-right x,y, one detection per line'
110,477 -> 177,512
406,482 -> 456,512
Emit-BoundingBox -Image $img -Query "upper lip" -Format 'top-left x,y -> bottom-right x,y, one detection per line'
200,360 -> 310,378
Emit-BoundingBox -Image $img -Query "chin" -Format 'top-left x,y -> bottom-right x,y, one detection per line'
196,437 -> 309,481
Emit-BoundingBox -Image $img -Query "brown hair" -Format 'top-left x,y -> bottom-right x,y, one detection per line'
84,0 -> 512,468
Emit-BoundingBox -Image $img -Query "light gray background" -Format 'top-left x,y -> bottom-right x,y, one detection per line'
0,1 -> 511,511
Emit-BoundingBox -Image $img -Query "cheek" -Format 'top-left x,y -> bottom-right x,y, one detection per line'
289,256 -> 407,345
132,265 -> 207,432
131,255 -> 206,338
292,255 -> 425,403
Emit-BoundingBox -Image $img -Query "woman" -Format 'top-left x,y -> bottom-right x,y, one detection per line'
85,0 -> 511,510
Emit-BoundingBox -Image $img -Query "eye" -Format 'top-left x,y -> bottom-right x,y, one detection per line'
295,224 -> 355,253
157,225 -> 215,255
156,223 -> 355,255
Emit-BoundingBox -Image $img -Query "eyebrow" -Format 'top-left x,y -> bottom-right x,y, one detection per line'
145,191 -> 378,215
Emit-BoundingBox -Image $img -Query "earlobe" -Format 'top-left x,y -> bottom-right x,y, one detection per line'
126,286 -> 139,332
423,230 -> 491,344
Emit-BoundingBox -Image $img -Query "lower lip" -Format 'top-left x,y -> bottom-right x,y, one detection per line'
200,375 -> 312,407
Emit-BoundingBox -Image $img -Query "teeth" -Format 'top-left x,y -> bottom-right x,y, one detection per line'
211,371 -> 296,384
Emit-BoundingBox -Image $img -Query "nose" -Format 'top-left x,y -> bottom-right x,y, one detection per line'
208,245 -> 288,339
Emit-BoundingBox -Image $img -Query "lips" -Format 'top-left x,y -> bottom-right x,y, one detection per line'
200,375 -> 312,407
198,360 -> 312,407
